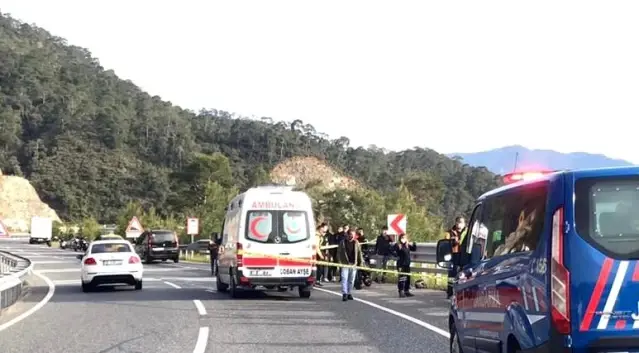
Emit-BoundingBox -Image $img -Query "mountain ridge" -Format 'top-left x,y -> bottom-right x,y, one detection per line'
448,145 -> 634,174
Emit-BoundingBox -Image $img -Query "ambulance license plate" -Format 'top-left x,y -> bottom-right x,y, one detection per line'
280,268 -> 310,276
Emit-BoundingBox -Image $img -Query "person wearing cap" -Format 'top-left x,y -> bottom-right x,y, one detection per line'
392,233 -> 417,297
336,228 -> 364,301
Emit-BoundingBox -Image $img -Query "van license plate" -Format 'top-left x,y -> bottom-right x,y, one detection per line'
280,268 -> 310,276
248,270 -> 272,276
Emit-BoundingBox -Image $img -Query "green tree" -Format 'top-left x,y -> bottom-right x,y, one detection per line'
80,217 -> 101,240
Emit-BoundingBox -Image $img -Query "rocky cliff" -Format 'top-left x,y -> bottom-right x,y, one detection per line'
270,156 -> 362,191
0,169 -> 61,232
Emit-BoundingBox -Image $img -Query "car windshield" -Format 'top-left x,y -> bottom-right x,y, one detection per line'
91,243 -> 132,254
245,210 -> 310,244
575,176 -> 639,258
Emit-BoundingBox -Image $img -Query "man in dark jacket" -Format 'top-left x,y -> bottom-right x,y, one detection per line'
326,226 -> 343,282
336,228 -> 364,301
373,226 -> 393,283
392,233 -> 417,297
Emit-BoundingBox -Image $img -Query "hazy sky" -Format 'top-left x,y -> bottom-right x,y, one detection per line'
2,1 -> 638,163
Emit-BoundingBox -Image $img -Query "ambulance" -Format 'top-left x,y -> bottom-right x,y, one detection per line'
215,185 -> 317,298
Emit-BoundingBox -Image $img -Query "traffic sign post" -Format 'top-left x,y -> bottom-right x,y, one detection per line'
0,219 -> 10,237
387,214 -> 407,236
125,216 -> 144,239
186,217 -> 199,243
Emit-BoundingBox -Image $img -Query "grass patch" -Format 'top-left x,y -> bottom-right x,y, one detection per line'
180,252 -> 209,263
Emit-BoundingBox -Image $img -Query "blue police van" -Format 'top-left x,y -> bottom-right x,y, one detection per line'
436,167 -> 639,353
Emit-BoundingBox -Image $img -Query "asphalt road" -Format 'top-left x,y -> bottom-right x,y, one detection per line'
0,240 -> 450,353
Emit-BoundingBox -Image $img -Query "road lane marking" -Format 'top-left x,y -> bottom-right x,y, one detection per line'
193,327 -> 209,353
164,281 -> 181,289
314,287 -> 450,338
193,300 -> 207,315
0,271 -> 55,332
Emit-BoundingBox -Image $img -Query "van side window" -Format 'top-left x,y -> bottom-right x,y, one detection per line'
483,183 -> 548,258
482,197 -> 507,259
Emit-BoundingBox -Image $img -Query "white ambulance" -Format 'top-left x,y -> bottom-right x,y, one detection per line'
215,185 -> 317,298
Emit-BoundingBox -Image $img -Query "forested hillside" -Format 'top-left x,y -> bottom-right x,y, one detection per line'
0,13 -> 501,240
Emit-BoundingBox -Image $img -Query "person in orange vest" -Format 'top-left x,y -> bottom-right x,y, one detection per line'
445,216 -> 466,298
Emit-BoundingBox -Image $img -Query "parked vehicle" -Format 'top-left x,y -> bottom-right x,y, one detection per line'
437,167 -> 639,353
133,230 -> 179,264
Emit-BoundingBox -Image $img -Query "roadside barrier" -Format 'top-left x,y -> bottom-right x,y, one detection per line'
0,251 -> 33,315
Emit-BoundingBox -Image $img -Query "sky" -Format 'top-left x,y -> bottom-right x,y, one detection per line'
2,1 -> 639,163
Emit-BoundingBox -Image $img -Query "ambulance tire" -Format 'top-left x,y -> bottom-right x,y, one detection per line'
229,275 -> 239,298
216,272 -> 228,292
298,285 -> 312,299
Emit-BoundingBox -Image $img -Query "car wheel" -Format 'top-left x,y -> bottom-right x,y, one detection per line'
298,285 -> 312,298
173,257 -> 179,263
216,271 -> 228,292
135,280 -> 142,290
81,282 -> 91,293
450,324 -> 463,353
145,254 -> 153,264
162,259 -> 167,262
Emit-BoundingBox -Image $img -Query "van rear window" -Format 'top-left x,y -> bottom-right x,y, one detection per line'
575,176 -> 639,258
245,210 -> 310,244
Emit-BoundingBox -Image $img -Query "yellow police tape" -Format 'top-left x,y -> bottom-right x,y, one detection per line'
237,249 -> 444,279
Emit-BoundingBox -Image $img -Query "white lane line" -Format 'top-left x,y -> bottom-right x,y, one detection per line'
193,300 -> 207,315
0,271 -> 56,332
314,287 -> 450,338
164,281 -> 181,289
193,327 -> 209,353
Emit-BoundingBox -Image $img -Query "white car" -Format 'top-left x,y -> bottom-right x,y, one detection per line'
77,240 -> 144,292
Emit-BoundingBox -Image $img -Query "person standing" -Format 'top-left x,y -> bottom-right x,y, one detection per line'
326,226 -> 342,282
336,228 -> 364,301
392,233 -> 417,297
445,216 -> 466,298
314,223 -> 328,286
373,226 -> 393,283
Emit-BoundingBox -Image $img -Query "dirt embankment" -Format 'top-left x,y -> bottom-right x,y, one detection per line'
0,169 -> 61,232
270,156 -> 362,191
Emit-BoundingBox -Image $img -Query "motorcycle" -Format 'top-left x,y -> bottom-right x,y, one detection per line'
79,238 -> 89,252
354,243 -> 375,290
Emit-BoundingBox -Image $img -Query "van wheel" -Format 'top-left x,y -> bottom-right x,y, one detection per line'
229,275 -> 239,298
450,324 -> 463,353
298,285 -> 312,298
216,272 -> 228,292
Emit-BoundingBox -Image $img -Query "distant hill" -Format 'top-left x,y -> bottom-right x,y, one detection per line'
449,145 -> 634,175
0,12 -> 500,227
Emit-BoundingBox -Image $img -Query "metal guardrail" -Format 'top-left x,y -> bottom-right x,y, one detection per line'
178,241 -> 443,273
0,251 -> 33,314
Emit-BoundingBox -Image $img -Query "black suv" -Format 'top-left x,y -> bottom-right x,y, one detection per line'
134,230 -> 179,264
